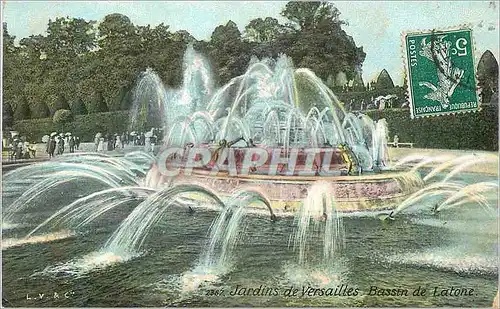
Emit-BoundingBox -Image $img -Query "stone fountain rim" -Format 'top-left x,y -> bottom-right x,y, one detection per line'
187,169 -> 419,183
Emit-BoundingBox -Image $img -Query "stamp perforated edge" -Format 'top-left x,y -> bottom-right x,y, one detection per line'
401,24 -> 482,119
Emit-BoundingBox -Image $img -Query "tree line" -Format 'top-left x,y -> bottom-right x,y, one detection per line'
2,1 -> 366,128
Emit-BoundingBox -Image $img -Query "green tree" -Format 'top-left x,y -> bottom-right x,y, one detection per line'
31,102 -> 50,118
106,84 -> 131,111
3,7 -> 368,128
14,97 -> 31,121
171,30 -> 195,43
44,17 -> 97,61
281,1 -> 345,31
278,2 -> 366,81
19,34 -> 46,60
209,21 -> 250,84
352,71 -> 365,92
116,85 -> 133,110
88,91 -> 108,113
477,50 -> 498,104
137,23 -> 171,51
47,94 -> 70,116
98,13 -> 140,55
136,23 -> 189,87
3,102 -> 14,129
3,23 -> 26,114
375,69 -> 395,90
244,17 -> 287,43
70,98 -> 88,115
18,34 -> 48,84
38,17 -> 98,100
3,22 -> 16,52
93,14 -> 143,104
53,109 -> 73,131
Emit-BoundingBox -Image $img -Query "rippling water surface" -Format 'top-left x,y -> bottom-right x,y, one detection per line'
2,172 -> 498,307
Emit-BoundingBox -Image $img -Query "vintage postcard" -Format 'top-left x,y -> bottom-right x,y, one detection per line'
1,1 -> 498,308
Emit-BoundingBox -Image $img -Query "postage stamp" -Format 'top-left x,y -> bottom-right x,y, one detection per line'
403,27 -> 480,118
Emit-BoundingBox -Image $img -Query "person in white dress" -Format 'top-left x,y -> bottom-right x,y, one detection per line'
97,137 -> 105,152
115,135 -> 121,149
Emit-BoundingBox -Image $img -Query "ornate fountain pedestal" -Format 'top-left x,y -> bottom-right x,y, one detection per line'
172,169 -> 422,212
148,144 -> 423,212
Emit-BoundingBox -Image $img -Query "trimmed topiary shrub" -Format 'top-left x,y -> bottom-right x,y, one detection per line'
31,102 -> 50,119
13,97 -> 31,121
70,98 -> 88,115
53,109 -> 73,125
3,102 -> 14,130
48,94 -> 70,116
88,91 -> 108,113
53,109 -> 73,133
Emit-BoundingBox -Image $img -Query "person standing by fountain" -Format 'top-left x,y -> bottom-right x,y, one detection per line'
97,136 -> 105,152
7,140 -> 14,161
65,134 -> 70,149
22,141 -> 29,159
150,134 -> 156,152
75,136 -> 80,150
107,134 -> 114,151
47,136 -> 56,158
56,135 -> 65,155
45,135 -> 51,156
120,133 -> 126,149
69,136 -> 75,153
60,135 -> 65,154
144,135 -> 150,152
55,136 -> 60,155
393,135 -> 399,148
94,134 -> 100,152
14,139 -> 22,160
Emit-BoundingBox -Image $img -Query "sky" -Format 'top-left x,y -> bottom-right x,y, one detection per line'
2,1 -> 499,84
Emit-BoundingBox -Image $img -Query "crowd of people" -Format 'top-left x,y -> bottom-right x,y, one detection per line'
94,129 -> 162,153
345,95 -> 402,111
4,128 -> 164,162
45,133 -> 81,158
6,137 -> 37,161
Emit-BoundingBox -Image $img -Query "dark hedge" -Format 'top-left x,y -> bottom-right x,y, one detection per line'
12,105 -> 498,151
365,104 -> 498,151
13,111 -> 130,142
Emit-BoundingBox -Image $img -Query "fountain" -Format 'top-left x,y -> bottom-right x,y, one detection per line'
144,52 -> 422,213
129,68 -> 168,131
2,45 -> 498,308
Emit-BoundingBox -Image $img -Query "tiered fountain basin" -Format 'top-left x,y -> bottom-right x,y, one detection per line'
153,144 -> 423,212
174,170 -> 422,212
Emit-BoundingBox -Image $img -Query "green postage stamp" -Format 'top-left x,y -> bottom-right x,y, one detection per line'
403,27 -> 480,118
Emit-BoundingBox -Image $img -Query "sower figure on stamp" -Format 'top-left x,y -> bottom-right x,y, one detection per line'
405,28 -> 479,118
418,36 -> 464,109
